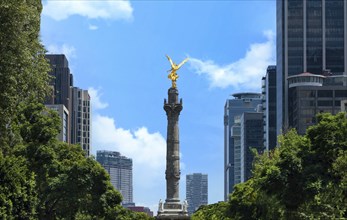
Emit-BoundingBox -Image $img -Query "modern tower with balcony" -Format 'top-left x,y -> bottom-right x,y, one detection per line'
276,0 -> 347,136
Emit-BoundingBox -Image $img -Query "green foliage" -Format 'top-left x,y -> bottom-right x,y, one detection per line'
193,113 -> 347,219
229,180 -> 259,220
0,153 -> 37,219
0,1 -> 148,219
104,205 -> 155,220
225,113 -> 347,219
0,0 -> 50,154
16,102 -> 61,144
75,204 -> 155,220
191,202 -> 232,220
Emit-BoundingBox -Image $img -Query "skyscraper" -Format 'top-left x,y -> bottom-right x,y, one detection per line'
45,54 -> 91,156
224,93 -> 262,200
71,87 -> 91,156
277,0 -> 347,136
288,73 -> 347,134
262,66 -> 277,151
240,112 -> 264,182
186,173 -> 208,215
45,54 -> 73,143
45,54 -> 73,112
96,150 -> 133,204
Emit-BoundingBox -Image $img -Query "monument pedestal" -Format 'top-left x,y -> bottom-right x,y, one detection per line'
157,200 -> 189,220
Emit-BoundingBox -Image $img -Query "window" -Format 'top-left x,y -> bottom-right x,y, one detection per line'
318,100 -> 333,106
317,90 -> 333,97
335,90 -> 347,98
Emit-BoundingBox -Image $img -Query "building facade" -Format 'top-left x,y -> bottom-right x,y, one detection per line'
71,87 -> 91,156
186,173 -> 208,215
240,112 -> 264,182
224,93 -> 262,200
262,66 -> 277,151
45,54 -> 73,143
45,104 -> 69,143
45,54 -> 73,112
288,73 -> 347,134
96,150 -> 133,204
45,54 -> 91,155
231,116 -> 241,185
276,0 -> 347,136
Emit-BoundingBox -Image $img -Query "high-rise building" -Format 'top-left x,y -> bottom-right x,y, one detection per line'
45,54 -> 73,143
96,150 -> 133,204
45,104 -> 69,143
71,87 -> 91,156
276,0 -> 347,136
186,173 -> 208,215
288,73 -> 347,134
240,112 -> 264,182
262,66 -> 277,151
45,54 -> 91,156
45,54 -> 73,112
224,93 -> 262,200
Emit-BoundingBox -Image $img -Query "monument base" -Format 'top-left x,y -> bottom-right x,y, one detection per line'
157,200 -> 189,220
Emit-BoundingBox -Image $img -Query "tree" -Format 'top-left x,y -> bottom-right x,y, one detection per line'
0,1 -> 154,219
0,1 -> 51,218
0,153 -> 37,219
227,113 -> 347,219
229,149 -> 284,220
0,0 -> 50,155
191,202 -> 232,220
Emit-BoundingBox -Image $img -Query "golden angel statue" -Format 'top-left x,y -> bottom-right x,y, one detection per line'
166,55 -> 189,88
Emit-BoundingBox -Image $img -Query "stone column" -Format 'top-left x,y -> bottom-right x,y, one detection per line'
163,87 -> 182,203
157,87 -> 189,219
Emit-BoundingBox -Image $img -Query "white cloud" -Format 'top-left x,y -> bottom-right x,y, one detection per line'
89,24 -> 99,30
88,87 -> 108,110
92,114 -> 166,188
46,44 -> 76,60
89,88 -> 167,206
43,0 -> 133,21
190,30 -> 275,90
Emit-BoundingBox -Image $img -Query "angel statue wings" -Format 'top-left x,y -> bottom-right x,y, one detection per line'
166,55 -> 189,88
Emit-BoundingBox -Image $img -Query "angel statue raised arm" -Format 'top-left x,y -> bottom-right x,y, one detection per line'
166,55 -> 189,88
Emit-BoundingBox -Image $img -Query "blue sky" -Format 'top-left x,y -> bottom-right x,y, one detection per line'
41,0 -> 276,212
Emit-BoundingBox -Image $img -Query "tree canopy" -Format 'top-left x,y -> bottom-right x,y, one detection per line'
0,1 -> 154,219
194,113 -> 347,219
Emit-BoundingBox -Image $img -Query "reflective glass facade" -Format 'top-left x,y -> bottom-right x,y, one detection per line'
306,0 -> 322,74
277,0 -> 347,136
289,78 -> 347,134
263,66 -> 277,151
326,0 -> 345,72
288,1 -> 304,76
240,113 -> 264,182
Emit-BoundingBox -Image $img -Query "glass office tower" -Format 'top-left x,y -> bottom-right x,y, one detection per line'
224,93 -> 261,200
276,0 -> 347,136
